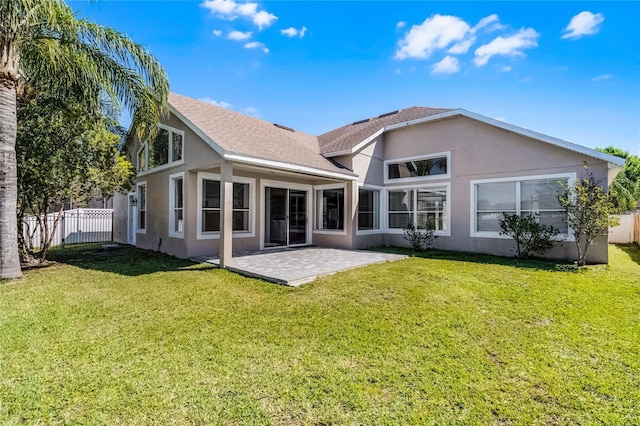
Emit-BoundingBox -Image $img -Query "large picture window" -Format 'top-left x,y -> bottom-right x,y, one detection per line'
388,185 -> 449,233
137,125 -> 184,173
357,188 -> 380,231
197,173 -> 254,238
316,186 -> 345,231
473,175 -> 570,236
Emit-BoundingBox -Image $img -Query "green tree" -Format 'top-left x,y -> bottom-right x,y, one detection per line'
16,89 -> 134,262
0,0 -> 168,279
559,168 -> 620,266
597,146 -> 640,213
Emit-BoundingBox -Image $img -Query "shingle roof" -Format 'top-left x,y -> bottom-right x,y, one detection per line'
318,106 -> 452,154
169,93 -> 355,176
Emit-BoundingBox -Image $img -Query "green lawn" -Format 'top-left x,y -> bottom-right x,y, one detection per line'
1,245 -> 638,425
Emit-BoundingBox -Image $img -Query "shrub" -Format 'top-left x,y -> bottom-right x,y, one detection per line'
499,213 -> 561,258
403,223 -> 437,251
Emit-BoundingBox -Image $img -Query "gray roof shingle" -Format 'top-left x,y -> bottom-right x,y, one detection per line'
169,93 -> 355,176
317,107 -> 452,154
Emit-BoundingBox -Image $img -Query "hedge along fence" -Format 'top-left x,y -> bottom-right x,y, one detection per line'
609,213 -> 640,244
22,208 -> 113,248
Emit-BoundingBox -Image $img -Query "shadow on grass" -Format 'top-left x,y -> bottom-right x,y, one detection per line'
46,244 -> 215,277
373,247 -> 579,272
615,243 -> 640,266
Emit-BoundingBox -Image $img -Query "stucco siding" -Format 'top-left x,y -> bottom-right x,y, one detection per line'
374,116 -> 610,263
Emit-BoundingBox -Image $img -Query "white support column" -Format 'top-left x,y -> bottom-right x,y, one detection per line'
219,161 -> 234,267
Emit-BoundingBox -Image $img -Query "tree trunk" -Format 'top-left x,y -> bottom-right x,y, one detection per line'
0,77 -> 22,279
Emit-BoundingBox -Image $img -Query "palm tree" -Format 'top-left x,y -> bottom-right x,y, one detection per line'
0,0 -> 168,279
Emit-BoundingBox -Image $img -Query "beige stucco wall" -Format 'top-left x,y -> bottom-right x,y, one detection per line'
129,111 -> 355,259
351,116 -> 611,263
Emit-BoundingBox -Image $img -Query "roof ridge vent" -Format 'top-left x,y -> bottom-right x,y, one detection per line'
352,118 -> 370,125
274,123 -> 295,132
378,110 -> 399,119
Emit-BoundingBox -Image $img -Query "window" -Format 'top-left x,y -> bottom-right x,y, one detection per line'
388,186 -> 449,233
357,188 -> 380,231
316,186 -> 345,231
197,173 -> 254,239
385,152 -> 450,182
169,173 -> 184,238
137,182 -> 147,233
472,175 -> 571,237
137,125 -> 184,173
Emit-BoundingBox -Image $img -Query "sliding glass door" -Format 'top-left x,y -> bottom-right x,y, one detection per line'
265,187 -> 308,247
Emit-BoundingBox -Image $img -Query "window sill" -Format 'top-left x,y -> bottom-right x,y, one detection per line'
313,229 -> 347,236
137,160 -> 184,177
197,231 -> 255,240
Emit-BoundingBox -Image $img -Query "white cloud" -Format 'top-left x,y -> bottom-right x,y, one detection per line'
212,29 -> 222,36
474,28 -> 539,66
494,116 -> 506,122
244,41 -> 269,53
395,14 -> 506,60
199,97 -> 233,109
472,14 -> 503,34
253,10 -> 277,30
202,0 -> 277,30
562,11 -> 604,39
397,21 -> 406,29
448,38 -> 475,54
395,68 -> 402,75
432,56 -> 460,74
227,30 -> 252,40
395,14 -> 470,60
501,65 -> 512,72
242,106 -> 260,117
592,74 -> 612,82
281,26 -> 307,38
236,2 -> 257,16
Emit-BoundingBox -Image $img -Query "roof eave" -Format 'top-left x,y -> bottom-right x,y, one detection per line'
225,153 -> 358,181
324,108 -> 626,168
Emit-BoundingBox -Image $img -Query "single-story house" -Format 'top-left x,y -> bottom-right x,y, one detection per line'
112,93 -> 625,264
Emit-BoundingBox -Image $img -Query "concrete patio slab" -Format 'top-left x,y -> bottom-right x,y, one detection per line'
191,247 -> 407,286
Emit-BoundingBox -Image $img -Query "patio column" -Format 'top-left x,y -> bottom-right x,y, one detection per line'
219,161 -> 233,268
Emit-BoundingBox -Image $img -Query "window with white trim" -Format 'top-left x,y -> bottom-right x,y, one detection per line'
385,152 -> 450,183
473,176 -> 569,236
169,173 -> 184,238
137,125 -> 184,172
316,186 -> 345,231
137,182 -> 147,232
388,186 -> 448,232
199,176 -> 252,235
357,188 -> 380,231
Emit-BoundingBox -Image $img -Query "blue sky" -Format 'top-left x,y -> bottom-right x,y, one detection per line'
69,1 -> 640,155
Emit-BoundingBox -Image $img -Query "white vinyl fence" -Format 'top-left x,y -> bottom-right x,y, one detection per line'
22,208 -> 113,248
610,213 -> 640,244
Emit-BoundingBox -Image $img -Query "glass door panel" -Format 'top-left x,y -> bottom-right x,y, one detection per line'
265,187 -> 287,247
289,190 -> 307,245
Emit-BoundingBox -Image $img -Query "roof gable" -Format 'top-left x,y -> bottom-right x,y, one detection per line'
168,93 -> 356,178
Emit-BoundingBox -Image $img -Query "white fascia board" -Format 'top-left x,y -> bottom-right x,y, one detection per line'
225,154 -> 358,181
169,105 -> 226,158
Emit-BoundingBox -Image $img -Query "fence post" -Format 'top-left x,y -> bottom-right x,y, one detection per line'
60,211 -> 66,248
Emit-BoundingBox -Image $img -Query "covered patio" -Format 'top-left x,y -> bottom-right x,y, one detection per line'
192,247 -> 406,286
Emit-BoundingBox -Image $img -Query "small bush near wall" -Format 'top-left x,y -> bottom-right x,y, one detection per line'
403,223 -> 437,251
499,213 -> 561,258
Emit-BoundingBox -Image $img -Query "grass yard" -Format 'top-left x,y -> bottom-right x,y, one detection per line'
1,245 -> 639,425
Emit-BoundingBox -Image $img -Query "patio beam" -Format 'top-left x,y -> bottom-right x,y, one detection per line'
219,161 -> 233,267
